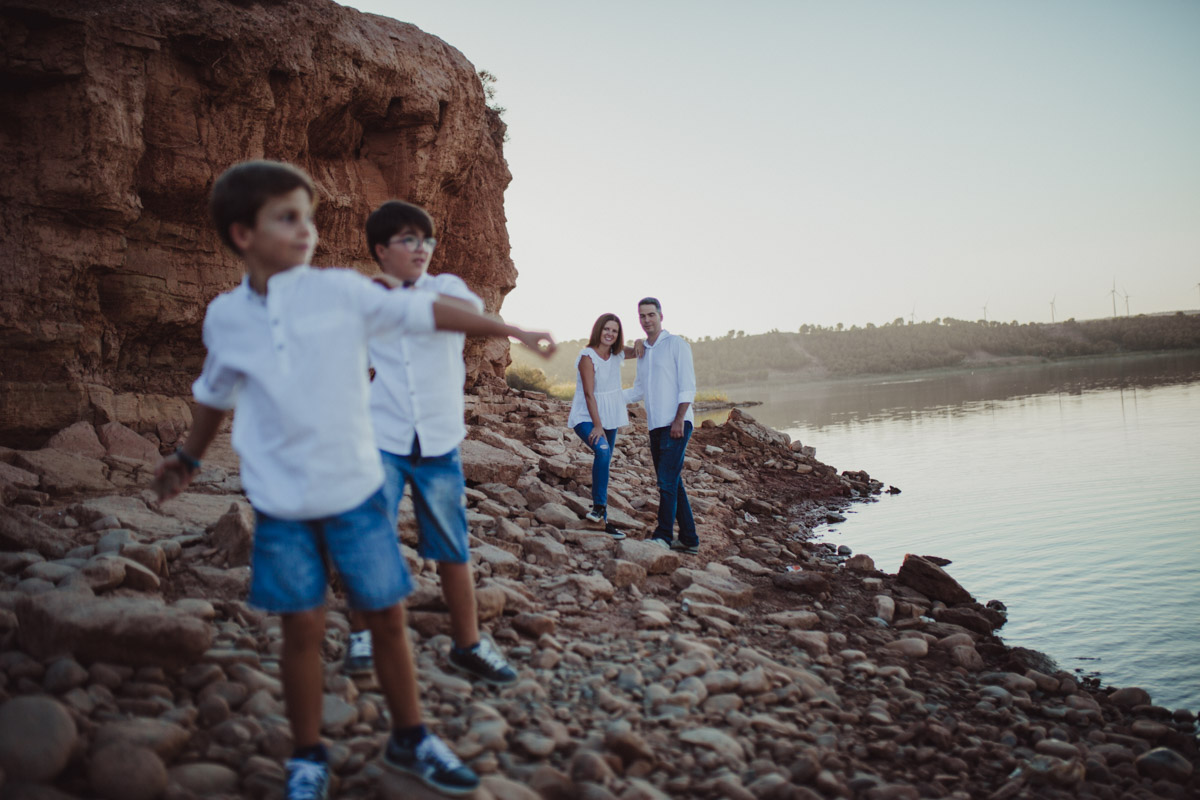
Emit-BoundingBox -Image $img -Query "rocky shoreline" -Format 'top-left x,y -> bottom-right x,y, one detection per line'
0,391 -> 1196,799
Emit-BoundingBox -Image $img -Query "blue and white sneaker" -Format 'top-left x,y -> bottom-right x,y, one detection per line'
286,757 -> 330,800
343,629 -> 374,677
448,638 -> 518,685
383,732 -> 479,795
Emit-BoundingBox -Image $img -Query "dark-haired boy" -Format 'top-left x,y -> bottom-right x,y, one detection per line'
341,200 -> 519,687
154,161 -> 554,800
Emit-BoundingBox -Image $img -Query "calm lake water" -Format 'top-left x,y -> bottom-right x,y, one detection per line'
721,352 -> 1200,713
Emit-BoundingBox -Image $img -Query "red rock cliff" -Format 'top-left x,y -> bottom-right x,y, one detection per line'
0,0 -> 516,448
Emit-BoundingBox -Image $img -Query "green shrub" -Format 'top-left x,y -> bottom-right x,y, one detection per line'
506,363 -> 552,393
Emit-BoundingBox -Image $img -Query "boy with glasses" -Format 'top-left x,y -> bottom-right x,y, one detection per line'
342,200 -> 537,692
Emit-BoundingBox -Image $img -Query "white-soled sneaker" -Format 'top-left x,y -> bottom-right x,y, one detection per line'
342,629 -> 374,677
383,731 -> 480,795
286,758 -> 330,800
448,638 -> 518,685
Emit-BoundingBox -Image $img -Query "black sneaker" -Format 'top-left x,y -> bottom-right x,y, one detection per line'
448,638 -> 518,685
604,522 -> 627,540
383,731 -> 479,796
584,504 -> 606,523
343,630 -> 374,677
671,541 -> 699,555
286,757 -> 330,800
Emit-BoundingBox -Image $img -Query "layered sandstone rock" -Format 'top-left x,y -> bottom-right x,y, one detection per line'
0,0 -> 515,447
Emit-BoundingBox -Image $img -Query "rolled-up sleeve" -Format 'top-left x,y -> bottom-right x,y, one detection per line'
675,340 -> 696,404
192,318 -> 243,410
359,276 -> 436,337
435,274 -> 485,312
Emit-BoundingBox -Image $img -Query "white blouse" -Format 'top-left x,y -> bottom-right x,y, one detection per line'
567,347 -> 630,430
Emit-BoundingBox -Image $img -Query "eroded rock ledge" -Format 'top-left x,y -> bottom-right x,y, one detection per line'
1,397 -> 1197,799
0,0 -> 515,447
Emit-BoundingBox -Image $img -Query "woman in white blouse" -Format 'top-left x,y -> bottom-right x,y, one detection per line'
567,313 -> 635,538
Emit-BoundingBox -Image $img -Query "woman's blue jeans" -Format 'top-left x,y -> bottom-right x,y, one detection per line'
573,422 -> 617,507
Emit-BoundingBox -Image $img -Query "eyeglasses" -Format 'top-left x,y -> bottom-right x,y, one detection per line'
388,235 -> 437,252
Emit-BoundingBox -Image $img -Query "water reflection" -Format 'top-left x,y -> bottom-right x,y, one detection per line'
724,352 -> 1200,430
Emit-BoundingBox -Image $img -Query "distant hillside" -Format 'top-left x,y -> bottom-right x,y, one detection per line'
510,313 -> 1200,388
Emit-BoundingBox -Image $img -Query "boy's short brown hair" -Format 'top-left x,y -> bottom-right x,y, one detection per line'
209,160 -> 316,254
366,200 -> 436,264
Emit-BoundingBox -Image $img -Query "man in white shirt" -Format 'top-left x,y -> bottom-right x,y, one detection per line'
343,201 -> 539,688
624,297 -> 700,554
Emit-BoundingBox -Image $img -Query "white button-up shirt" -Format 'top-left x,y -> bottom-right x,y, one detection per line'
368,272 -> 483,457
192,265 -> 435,520
624,329 -> 696,430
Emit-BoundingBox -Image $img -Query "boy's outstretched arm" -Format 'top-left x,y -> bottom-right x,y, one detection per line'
152,403 -> 227,501
431,300 -> 556,358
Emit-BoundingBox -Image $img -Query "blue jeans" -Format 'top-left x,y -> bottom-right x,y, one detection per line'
649,422 -> 697,546
247,486 -> 413,613
573,422 -> 617,507
380,447 -> 470,564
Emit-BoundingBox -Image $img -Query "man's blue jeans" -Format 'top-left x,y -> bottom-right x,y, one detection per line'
573,422 -> 617,508
649,421 -> 697,546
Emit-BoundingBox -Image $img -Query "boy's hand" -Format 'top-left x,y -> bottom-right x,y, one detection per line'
514,329 -> 556,359
152,453 -> 196,502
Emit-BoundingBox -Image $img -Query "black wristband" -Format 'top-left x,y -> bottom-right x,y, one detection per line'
174,448 -> 201,474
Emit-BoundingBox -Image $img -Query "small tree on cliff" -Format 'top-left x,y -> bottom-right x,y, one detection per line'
478,69 -> 506,116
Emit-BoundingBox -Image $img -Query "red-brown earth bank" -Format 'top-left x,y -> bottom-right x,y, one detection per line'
1,0 -> 514,448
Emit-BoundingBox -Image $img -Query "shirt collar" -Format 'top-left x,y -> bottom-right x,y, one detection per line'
645,329 -> 671,348
239,264 -> 311,302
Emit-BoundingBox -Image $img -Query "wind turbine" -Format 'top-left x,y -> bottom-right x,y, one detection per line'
1109,279 -> 1119,318
981,301 -> 988,324
1050,295 -> 1056,323
1123,288 -> 1131,317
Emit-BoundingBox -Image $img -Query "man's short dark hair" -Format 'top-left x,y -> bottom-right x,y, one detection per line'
209,161 -> 316,254
366,201 -> 436,264
638,297 -> 662,313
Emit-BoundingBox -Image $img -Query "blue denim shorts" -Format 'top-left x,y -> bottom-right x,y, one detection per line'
380,447 -> 470,564
247,486 -> 413,613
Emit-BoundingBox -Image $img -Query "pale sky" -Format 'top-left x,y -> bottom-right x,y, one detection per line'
340,0 -> 1200,341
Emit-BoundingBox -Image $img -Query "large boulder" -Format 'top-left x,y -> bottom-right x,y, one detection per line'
11,449 -> 113,495
460,440 -> 526,486
0,505 -> 75,558
209,502 -> 254,567
0,696 -> 78,782
896,554 -> 973,605
17,592 -> 213,669
97,422 -> 161,464
44,422 -> 107,459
